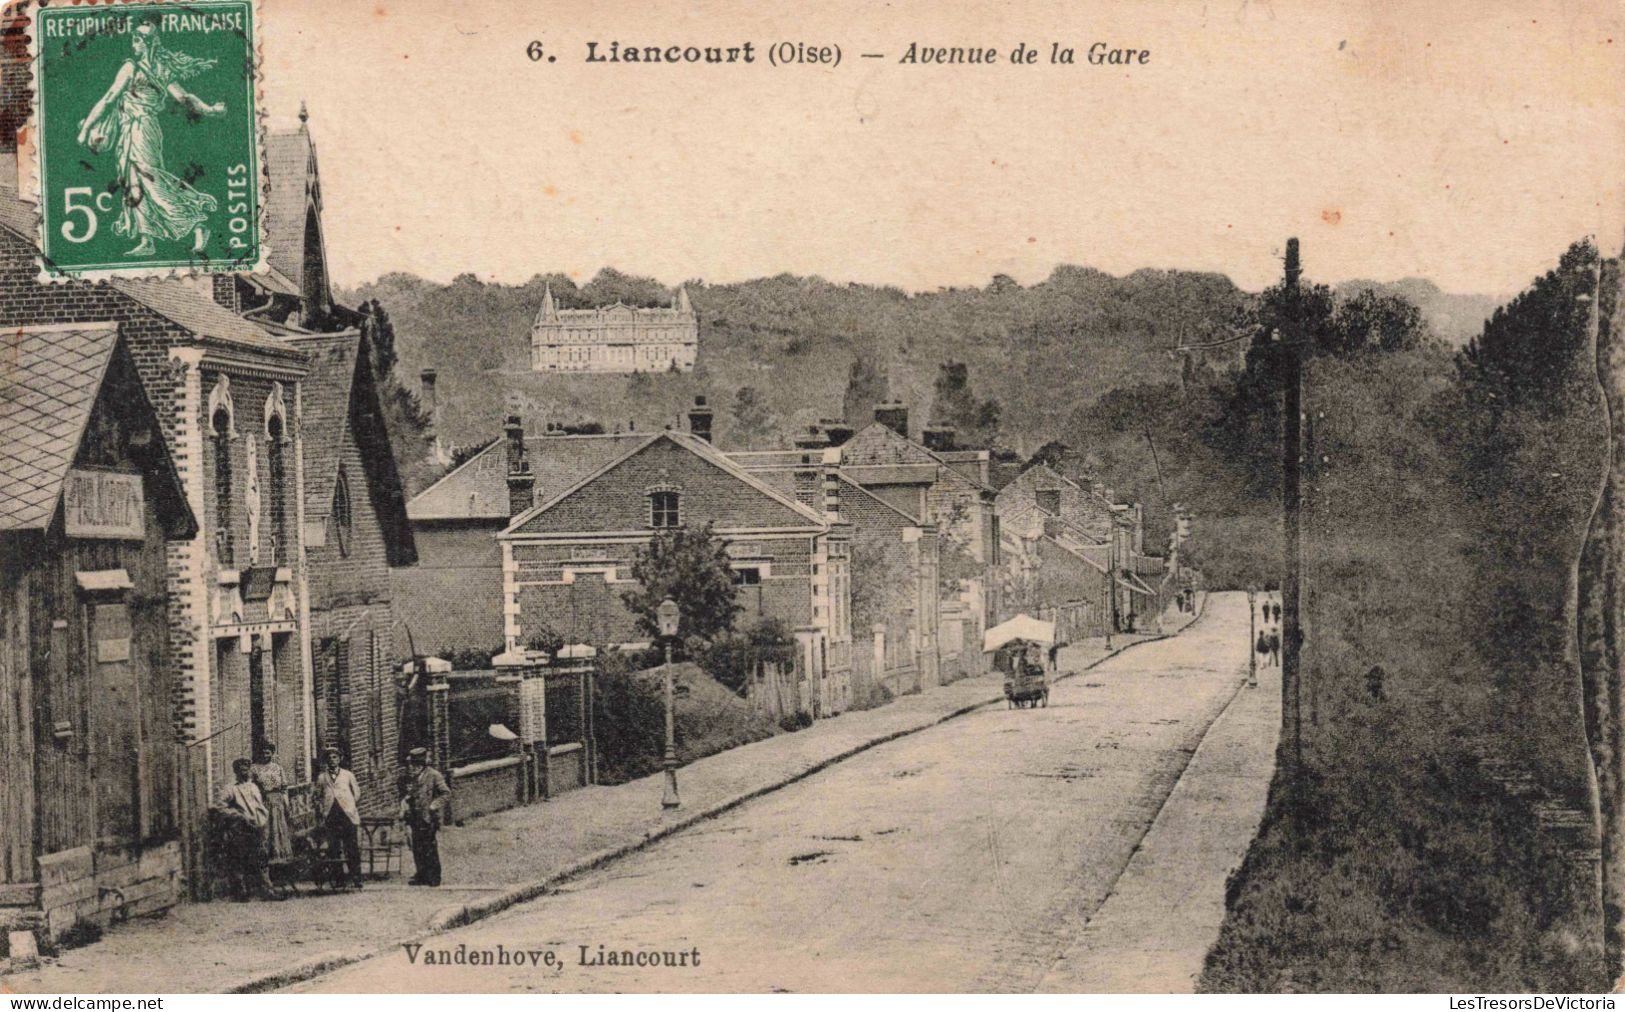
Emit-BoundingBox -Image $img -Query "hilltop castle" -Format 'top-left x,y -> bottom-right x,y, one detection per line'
530,284 -> 698,373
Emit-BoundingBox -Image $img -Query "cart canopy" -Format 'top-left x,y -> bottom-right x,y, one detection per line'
983,614 -> 1056,652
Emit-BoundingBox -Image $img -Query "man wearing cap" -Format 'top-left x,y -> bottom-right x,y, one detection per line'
399,748 -> 450,886
212,757 -> 273,900
313,746 -> 364,889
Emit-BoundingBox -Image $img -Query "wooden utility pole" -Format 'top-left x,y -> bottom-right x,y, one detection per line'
1281,237 -> 1305,803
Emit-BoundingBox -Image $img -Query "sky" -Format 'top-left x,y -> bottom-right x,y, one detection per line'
262,0 -> 1624,298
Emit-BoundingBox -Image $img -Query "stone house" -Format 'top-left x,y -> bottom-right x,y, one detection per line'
0,324 -> 197,939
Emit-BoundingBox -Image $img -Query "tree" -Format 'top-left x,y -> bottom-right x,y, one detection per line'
931,361 -> 1001,449
842,356 -> 889,425
621,523 -> 742,650
1329,289 -> 1429,355
357,300 -> 438,494
730,386 -> 775,449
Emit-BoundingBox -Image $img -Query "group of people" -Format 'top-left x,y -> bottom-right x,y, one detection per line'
211,744 -> 451,900
1255,597 -> 1283,667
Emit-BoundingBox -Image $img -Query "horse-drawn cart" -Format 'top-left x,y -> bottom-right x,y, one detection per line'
985,615 -> 1056,709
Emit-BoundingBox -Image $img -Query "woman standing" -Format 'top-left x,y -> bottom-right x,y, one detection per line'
251,742 -> 294,865
75,22 -> 226,256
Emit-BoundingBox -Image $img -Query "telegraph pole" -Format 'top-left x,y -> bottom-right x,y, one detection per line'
1280,238 -> 1305,808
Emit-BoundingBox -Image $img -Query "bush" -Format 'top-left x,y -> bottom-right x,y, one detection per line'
776,710 -> 813,732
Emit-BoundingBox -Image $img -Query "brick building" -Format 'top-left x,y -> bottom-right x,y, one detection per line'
290,330 -> 416,816
498,428 -> 854,716
401,429 -> 648,658
0,169 -> 315,847
0,324 -> 198,939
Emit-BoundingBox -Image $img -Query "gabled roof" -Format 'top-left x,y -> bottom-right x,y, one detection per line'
501,430 -> 827,537
408,431 -> 650,521
837,474 -> 925,526
0,323 -> 194,537
263,124 -> 326,301
843,421 -> 993,493
288,330 -> 417,566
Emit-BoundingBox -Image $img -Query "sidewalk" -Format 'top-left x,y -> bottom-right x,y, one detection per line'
4,600 -> 1204,994
1035,637 -> 1279,993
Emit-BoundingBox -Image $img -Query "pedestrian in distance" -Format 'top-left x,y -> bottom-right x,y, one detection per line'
400,747 -> 451,886
313,745 -> 364,889
1268,629 -> 1282,667
1257,630 -> 1271,666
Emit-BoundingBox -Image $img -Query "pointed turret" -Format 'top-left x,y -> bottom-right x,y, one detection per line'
535,283 -> 558,326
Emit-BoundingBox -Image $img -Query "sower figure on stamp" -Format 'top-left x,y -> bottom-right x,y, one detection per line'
313,746 -> 364,889
75,21 -> 226,256
212,758 -> 274,900
400,747 -> 451,886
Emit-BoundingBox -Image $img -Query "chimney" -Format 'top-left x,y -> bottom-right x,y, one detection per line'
821,446 -> 842,523
875,401 -> 909,439
504,415 -> 535,517
823,421 -> 855,447
793,425 -> 830,450
921,423 -> 957,453
687,395 -> 714,443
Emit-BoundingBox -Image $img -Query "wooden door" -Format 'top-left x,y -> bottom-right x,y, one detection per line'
90,599 -> 139,844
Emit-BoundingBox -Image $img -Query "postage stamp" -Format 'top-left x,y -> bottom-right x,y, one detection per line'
29,0 -> 263,278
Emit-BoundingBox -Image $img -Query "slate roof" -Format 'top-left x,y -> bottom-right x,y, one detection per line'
264,127 -> 318,296
0,324 -> 120,531
289,333 -> 360,515
288,330 -> 417,566
107,278 -> 302,356
0,323 -> 195,539
408,432 -> 650,521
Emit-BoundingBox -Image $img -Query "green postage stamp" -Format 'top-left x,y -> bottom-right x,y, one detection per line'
31,0 -> 264,278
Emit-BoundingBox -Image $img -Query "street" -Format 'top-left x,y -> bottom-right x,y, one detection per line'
294,594 -> 1260,993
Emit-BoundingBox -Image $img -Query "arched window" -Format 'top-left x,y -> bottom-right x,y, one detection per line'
213,407 -> 234,564
333,468 -> 353,558
267,414 -> 287,565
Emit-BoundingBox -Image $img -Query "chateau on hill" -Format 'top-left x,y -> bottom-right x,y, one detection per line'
530,284 -> 698,373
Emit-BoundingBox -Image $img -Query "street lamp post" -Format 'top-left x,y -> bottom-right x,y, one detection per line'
657,597 -> 682,810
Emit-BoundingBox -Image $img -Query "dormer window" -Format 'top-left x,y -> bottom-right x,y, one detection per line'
1036,489 -> 1061,516
649,488 -> 681,529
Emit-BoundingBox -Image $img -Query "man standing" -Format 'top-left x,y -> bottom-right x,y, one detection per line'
313,746 -> 364,889
400,747 -> 451,886
212,757 -> 273,900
